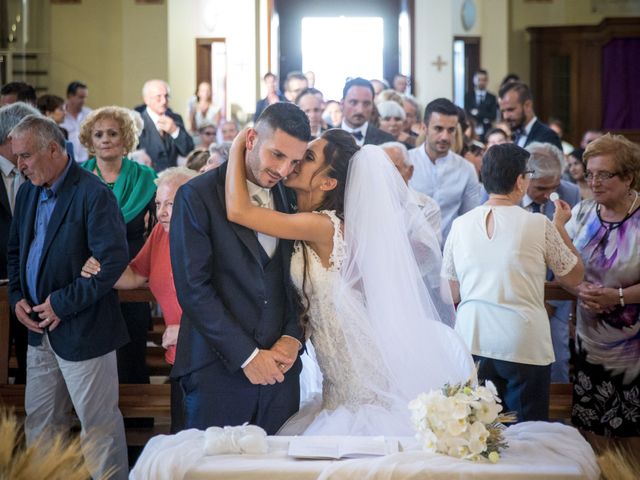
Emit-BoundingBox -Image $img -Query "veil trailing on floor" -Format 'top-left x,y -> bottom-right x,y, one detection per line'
291,145 -> 474,436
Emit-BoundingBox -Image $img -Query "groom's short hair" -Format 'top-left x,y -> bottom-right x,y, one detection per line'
255,102 -> 311,142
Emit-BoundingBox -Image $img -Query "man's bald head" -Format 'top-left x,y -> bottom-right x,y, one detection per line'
143,79 -> 171,115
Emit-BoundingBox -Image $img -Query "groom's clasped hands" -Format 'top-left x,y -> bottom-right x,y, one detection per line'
242,336 -> 300,386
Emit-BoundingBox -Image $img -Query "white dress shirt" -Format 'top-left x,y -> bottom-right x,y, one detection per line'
145,107 -> 181,140
516,116 -> 537,147
61,106 -> 92,163
340,121 -> 367,146
408,145 -> 481,242
522,193 -> 548,215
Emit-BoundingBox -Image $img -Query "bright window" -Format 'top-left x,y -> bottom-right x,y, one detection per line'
301,16 -> 384,100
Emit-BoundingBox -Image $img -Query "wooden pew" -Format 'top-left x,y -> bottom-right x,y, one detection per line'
0,284 -> 577,429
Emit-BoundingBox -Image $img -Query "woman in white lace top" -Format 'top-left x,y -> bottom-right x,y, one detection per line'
442,143 -> 584,422
225,127 -> 474,435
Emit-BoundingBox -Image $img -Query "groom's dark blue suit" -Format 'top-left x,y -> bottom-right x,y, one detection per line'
170,162 -> 303,433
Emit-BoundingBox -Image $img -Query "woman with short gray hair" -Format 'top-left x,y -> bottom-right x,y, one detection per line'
81,166 -> 196,433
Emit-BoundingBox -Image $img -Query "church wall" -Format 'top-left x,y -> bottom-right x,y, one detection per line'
49,0 -> 167,109
413,1 -> 454,109
479,0 -> 509,94
508,0 -> 638,85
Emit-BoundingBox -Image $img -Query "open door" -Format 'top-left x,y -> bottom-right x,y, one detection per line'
195,37 -> 228,119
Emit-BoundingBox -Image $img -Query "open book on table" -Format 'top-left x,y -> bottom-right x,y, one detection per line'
288,436 -> 400,460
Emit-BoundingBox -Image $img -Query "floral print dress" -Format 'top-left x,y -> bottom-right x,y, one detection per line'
570,200 -> 640,437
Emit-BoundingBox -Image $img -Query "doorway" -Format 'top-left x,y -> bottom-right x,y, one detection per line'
274,0 -> 405,100
195,37 -> 227,119
453,36 -> 480,108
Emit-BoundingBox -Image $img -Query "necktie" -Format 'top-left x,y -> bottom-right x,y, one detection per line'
512,128 -> 523,145
351,130 -> 363,141
251,190 -> 277,258
531,202 -> 541,213
477,93 -> 484,105
252,191 -> 269,208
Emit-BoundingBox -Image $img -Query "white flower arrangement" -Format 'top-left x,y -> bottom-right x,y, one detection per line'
408,378 -> 516,462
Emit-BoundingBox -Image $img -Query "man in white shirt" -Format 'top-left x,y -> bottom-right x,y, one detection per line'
137,79 -> 194,172
60,81 -> 92,163
340,77 -> 394,147
408,98 -> 481,241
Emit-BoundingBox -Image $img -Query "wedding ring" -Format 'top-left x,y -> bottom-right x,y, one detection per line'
278,363 -> 286,370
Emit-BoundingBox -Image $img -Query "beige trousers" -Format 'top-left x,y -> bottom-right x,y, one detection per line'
25,332 -> 128,480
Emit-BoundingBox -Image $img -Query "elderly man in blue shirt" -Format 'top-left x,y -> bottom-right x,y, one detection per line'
7,115 -> 130,480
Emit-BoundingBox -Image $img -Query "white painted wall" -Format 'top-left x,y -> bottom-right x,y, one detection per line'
167,0 -> 258,123
413,1 -> 454,106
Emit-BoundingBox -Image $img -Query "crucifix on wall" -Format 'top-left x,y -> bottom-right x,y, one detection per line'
432,55 -> 448,71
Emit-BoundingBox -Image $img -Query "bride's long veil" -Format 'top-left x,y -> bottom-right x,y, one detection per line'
334,145 -> 474,432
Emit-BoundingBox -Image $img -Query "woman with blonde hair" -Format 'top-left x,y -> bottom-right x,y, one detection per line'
79,106 -> 157,388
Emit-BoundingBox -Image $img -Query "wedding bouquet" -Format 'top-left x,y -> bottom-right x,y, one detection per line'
408,379 -> 516,462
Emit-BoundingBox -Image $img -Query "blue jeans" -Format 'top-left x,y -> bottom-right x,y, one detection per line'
474,355 -> 551,422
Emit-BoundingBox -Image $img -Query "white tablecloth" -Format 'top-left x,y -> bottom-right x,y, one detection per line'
130,422 -> 599,480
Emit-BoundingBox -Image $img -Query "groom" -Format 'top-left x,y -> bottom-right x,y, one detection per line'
170,102 -> 310,433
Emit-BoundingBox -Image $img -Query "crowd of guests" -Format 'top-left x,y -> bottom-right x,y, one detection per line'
0,70 -> 638,477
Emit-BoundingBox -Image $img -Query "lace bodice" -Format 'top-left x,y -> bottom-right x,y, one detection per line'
290,210 -> 385,411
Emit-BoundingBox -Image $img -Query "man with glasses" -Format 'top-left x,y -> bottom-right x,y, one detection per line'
138,79 -> 194,172
524,141 -> 580,384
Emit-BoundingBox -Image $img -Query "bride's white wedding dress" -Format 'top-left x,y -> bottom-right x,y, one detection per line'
280,145 -> 475,436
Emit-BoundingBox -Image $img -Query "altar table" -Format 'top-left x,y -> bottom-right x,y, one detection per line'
130,421 -> 599,480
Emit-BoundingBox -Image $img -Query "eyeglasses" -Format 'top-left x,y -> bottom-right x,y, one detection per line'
585,171 -> 619,182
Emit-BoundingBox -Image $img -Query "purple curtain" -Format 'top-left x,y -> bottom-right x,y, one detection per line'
602,38 -> 640,129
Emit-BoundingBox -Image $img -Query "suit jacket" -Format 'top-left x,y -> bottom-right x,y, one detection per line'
169,162 -> 302,378
138,109 -> 194,172
364,125 -> 395,146
0,178 -> 11,279
464,90 -> 498,134
7,161 -> 130,361
524,119 -> 563,152
254,94 -> 287,122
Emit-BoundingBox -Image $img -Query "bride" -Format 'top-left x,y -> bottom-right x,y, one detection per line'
225,127 -> 474,436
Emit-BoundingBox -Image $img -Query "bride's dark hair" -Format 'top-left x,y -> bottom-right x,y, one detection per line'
299,128 -> 359,331
310,128 -> 359,219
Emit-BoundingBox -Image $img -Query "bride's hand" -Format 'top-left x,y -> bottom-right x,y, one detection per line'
230,127 -> 250,156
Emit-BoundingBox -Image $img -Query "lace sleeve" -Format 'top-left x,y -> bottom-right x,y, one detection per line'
441,231 -> 458,282
544,219 -> 578,277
